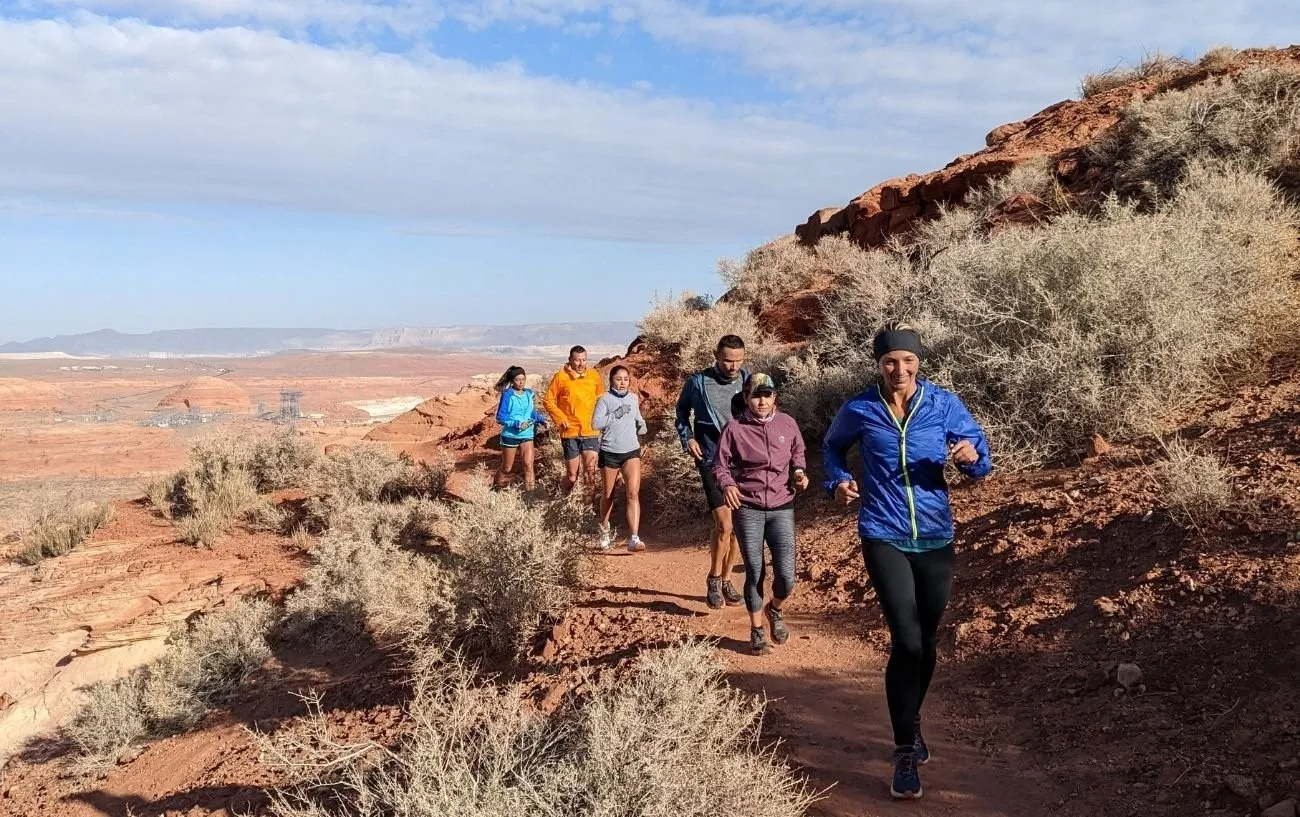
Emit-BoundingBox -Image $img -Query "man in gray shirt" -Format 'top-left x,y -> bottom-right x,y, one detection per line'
674,335 -> 750,609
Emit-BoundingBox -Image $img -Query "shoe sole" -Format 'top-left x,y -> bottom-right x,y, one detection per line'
627,542 -> 645,553
889,787 -> 923,800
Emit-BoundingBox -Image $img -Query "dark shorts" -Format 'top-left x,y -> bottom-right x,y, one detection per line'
500,433 -> 533,450
599,448 -> 641,469
698,461 -> 727,511
561,435 -> 601,460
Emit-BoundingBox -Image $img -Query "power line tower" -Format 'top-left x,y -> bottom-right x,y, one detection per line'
279,390 -> 303,421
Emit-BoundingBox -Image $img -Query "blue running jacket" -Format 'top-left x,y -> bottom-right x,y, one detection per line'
496,388 -> 547,443
822,380 -> 992,542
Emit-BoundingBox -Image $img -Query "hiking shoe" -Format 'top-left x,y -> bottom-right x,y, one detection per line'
597,525 -> 613,550
721,579 -> 743,606
750,626 -> 771,655
627,535 -> 645,553
914,717 -> 930,765
765,605 -> 789,645
890,747 -> 923,800
706,575 -> 725,609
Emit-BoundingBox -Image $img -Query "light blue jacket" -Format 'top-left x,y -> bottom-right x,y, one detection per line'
496,388 -> 547,442
823,380 -> 992,542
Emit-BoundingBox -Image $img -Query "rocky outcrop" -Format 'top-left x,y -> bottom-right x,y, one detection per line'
794,48 -> 1300,249
157,376 -> 251,413
364,387 -> 499,445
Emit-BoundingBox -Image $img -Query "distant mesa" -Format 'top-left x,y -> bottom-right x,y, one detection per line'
157,376 -> 251,413
0,378 -> 66,412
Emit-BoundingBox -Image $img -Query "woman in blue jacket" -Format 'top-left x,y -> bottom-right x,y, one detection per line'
823,322 -> 992,802
494,366 -> 548,490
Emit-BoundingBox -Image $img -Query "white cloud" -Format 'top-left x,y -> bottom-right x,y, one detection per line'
4,1 -> 1299,244
0,16 -> 895,242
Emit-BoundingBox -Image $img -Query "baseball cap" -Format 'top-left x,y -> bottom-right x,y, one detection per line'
745,372 -> 777,395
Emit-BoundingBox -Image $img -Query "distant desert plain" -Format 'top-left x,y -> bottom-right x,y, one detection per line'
0,348 -> 562,535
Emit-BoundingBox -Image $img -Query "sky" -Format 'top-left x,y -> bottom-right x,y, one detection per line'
1,1 -> 1297,343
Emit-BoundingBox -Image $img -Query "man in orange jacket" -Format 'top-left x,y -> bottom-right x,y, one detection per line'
543,345 -> 605,497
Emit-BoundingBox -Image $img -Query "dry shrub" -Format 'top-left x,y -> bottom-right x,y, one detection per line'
793,164 -> 1296,467
67,597 -> 277,768
1157,439 -> 1234,528
1080,51 -> 1191,98
718,235 -> 824,310
1094,66 -> 1300,200
641,416 -> 710,528
145,473 -> 181,520
258,641 -> 815,817
639,291 -> 784,375
285,499 -> 455,648
305,442 -> 431,527
248,429 -> 320,491
448,482 -> 587,658
16,496 -> 115,564
1198,45 -> 1240,71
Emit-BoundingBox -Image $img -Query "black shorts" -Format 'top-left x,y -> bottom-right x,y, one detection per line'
562,435 -> 601,460
698,461 -> 727,511
599,448 -> 641,469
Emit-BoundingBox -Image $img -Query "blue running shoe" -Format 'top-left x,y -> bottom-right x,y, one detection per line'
890,747 -> 923,800
914,717 -> 930,765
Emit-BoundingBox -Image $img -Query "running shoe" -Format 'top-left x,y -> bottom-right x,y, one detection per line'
765,605 -> 789,645
627,535 -> 645,553
750,626 -> 771,655
721,579 -> 743,606
890,747 -> 923,800
597,525 -> 613,550
706,575 -> 724,609
914,716 -> 930,765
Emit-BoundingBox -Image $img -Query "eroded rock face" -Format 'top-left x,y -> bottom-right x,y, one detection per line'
0,503 -> 300,763
363,387 -> 498,445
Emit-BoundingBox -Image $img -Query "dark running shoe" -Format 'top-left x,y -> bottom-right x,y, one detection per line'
914,717 -> 930,765
890,747 -> 923,800
750,626 -> 771,655
706,575 -> 725,609
721,579 -> 743,606
765,605 -> 789,645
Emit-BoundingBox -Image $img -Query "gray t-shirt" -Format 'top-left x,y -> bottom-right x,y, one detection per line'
592,391 -> 648,454
702,368 -> 743,430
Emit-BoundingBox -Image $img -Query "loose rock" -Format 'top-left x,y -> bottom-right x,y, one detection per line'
1223,773 -> 1257,800
1115,663 -> 1143,691
1262,798 -> 1297,817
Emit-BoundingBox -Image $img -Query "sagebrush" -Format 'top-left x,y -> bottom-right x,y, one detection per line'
258,640 -> 816,817
1157,439 -> 1235,528
17,496 -> 115,564
639,291 -> 784,375
1093,66 -> 1300,200
1080,51 -> 1190,98
305,442 -> 442,527
642,417 -> 710,528
786,164 -> 1295,466
66,597 -> 277,768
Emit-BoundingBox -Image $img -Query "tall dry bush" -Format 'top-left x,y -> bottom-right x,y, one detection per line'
1080,51 -> 1191,98
790,164 -> 1296,466
67,597 -> 277,768
16,496 -> 115,564
285,499 -> 455,648
257,641 -> 816,817
641,417 -> 710,528
639,291 -> 784,375
304,442 -> 438,527
1093,66 -> 1300,200
448,481 -> 587,658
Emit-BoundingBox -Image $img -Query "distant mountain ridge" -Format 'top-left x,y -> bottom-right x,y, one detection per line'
0,324 -> 638,358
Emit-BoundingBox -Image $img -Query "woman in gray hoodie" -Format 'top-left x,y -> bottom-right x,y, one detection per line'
591,365 -> 648,552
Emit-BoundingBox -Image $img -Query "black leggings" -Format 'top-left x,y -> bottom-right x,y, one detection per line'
862,539 -> 955,748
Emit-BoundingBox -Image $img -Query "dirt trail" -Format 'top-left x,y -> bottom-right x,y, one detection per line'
594,534 -> 1070,817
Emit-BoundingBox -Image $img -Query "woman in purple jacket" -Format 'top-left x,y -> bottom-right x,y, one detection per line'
714,373 -> 809,654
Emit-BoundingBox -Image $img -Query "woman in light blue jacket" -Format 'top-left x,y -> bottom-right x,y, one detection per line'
494,366 -> 548,490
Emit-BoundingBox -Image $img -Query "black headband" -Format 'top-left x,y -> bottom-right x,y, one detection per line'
872,329 -> 924,360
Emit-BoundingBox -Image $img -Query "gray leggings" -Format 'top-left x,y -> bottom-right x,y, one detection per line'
733,506 -> 797,614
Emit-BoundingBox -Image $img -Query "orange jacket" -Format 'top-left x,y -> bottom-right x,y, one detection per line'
543,367 -> 604,438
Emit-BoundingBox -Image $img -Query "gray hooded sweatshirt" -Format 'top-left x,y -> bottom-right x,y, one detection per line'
591,390 -> 648,454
